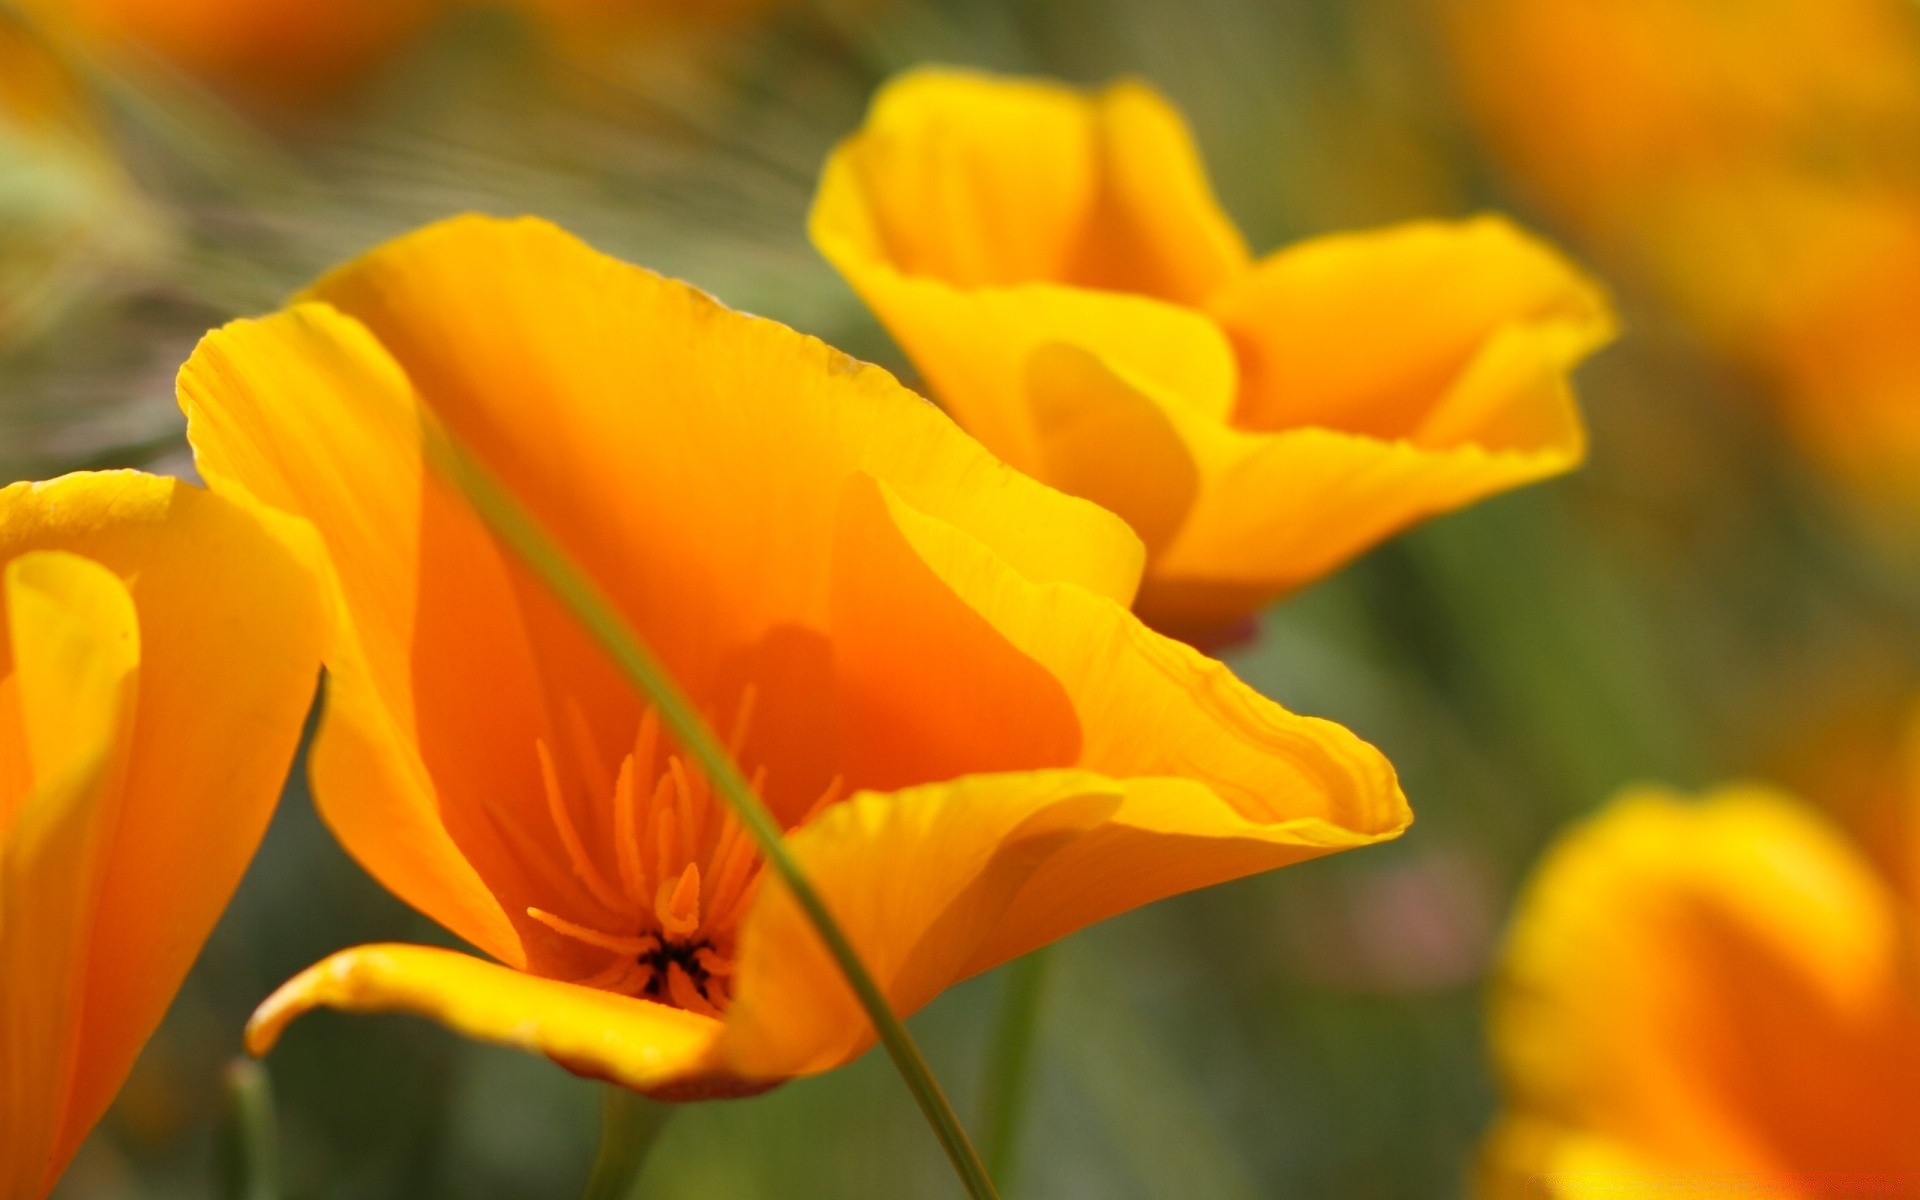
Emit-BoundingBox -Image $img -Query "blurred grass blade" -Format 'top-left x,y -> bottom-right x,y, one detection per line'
216,1058 -> 281,1200
978,948 -> 1052,1191
581,1086 -> 674,1200
428,421 -> 1001,1200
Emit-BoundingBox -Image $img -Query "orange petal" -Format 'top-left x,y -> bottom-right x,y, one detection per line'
823,469 -> 1408,969
181,309 -> 536,967
246,944 -> 729,1098
284,214 -> 1140,824
1210,215 -> 1612,443
716,771 -> 1120,1079
1485,786 -> 1920,1187
0,549 -> 138,1198
0,472 -> 328,1176
302,214 -> 1141,663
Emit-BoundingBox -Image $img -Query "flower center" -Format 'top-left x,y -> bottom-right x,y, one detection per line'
516,689 -> 838,1017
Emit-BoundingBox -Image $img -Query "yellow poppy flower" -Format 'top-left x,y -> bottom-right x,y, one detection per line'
14,0 -> 444,103
809,69 -> 1614,642
1480,786 -> 1920,1197
0,471 -> 325,1197
1441,0 -> 1920,509
179,214 -> 1411,1099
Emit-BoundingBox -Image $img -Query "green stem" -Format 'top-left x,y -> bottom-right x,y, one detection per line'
215,1059 -> 280,1200
581,1086 -> 675,1200
977,948 -> 1051,1191
431,427 -> 1000,1200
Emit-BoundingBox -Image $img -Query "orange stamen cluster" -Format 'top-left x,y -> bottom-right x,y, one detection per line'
520,689 -> 838,1017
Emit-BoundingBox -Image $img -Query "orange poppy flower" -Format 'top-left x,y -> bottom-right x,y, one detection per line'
1480,785 -> 1920,1196
809,69 -> 1613,642
0,471 -> 325,1196
179,214 -> 1410,1099
14,0 -> 444,103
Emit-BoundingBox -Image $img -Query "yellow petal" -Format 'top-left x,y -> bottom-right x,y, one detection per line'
1025,343 -> 1202,559
811,68 -> 1246,300
245,944 -> 729,1098
813,69 -> 1244,475
0,471 -> 328,1175
1016,344 -> 1583,637
0,550 -> 137,1199
1210,216 -> 1612,443
716,771 -> 1120,1079
181,305 -> 547,968
1070,78 -> 1251,305
812,68 -> 1101,289
824,470 -> 1408,968
1486,786 -> 1920,1185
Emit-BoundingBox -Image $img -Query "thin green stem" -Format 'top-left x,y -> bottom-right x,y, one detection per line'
215,1059 -> 280,1200
580,1086 -> 675,1200
430,427 -> 1000,1200
977,949 -> 1051,1190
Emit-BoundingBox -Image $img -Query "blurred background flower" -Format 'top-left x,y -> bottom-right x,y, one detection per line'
4,0 -> 1918,1197
1440,0 -> 1920,521
1480,785 -> 1920,1195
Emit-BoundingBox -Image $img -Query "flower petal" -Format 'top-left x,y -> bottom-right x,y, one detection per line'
1025,343 -> 1202,559
1485,787 -> 1920,1186
812,68 -> 1102,289
823,469 -> 1409,969
1070,77 -> 1251,305
812,68 -> 1247,301
303,214 -> 1143,652
0,472 -> 328,1174
716,771 -> 1121,1080
1209,216 -> 1612,443
245,943 -> 728,1097
0,549 -> 137,1198
181,310 -> 534,967
813,71 -> 1243,475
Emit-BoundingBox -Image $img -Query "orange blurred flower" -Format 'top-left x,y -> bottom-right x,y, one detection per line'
14,0 -> 444,103
1442,0 -> 1920,510
1480,785 -> 1920,1196
0,471 -> 324,1196
810,69 -> 1613,642
180,214 -> 1410,1099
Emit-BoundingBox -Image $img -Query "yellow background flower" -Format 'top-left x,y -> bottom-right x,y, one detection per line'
1481,785 -> 1920,1196
1441,0 -> 1920,511
179,215 -> 1411,1098
811,68 -> 1613,641
0,471 -> 324,1197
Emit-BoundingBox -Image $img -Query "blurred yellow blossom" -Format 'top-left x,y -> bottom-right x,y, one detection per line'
1442,0 -> 1920,510
811,68 -> 1612,643
179,214 -> 1409,1099
1480,785 -> 1920,1196
0,471 -> 324,1197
